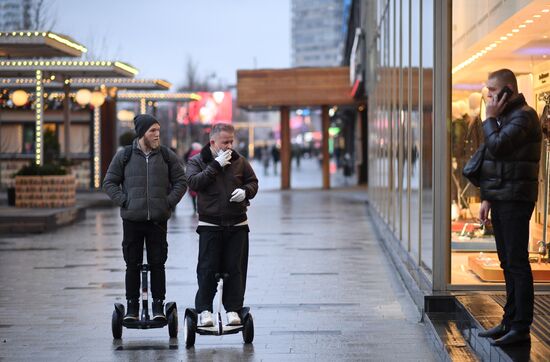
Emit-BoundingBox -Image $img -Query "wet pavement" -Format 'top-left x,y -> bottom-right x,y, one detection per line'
0,159 -> 436,361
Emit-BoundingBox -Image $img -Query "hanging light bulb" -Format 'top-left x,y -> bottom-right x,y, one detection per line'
90,91 -> 106,107
11,89 -> 29,106
75,89 -> 92,105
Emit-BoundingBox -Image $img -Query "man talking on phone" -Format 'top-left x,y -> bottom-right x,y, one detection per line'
477,69 -> 541,346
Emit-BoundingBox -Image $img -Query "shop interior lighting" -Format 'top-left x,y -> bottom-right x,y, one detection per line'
452,10 -> 549,75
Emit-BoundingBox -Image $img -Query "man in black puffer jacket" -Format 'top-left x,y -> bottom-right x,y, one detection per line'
103,114 -> 187,322
186,123 -> 258,328
477,69 -> 542,346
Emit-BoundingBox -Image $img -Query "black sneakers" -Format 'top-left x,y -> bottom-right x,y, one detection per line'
152,299 -> 166,321
124,299 -> 139,321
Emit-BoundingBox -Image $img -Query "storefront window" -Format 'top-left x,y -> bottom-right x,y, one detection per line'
451,0 -> 550,285
367,0 -> 435,281
421,0 -> 434,273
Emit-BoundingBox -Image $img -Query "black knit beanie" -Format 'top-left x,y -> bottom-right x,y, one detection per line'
134,114 -> 160,138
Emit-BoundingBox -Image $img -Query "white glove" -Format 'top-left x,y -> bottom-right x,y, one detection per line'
229,188 -> 246,203
215,149 -> 232,167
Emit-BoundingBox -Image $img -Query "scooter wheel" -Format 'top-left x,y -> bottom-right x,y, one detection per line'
112,309 -> 123,339
184,315 -> 195,348
242,313 -> 254,344
168,309 -> 178,338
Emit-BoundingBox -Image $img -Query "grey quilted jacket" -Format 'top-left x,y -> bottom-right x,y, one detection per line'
103,139 -> 187,221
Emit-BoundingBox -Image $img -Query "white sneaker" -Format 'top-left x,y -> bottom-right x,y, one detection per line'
226,311 -> 241,325
199,310 -> 214,327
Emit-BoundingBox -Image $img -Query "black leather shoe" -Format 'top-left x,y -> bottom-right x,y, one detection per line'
478,324 -> 508,338
491,330 -> 530,346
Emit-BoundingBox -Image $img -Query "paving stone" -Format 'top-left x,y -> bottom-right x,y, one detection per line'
0,176 -> 436,360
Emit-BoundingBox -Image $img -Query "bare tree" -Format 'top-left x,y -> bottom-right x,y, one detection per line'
83,33 -> 122,60
25,0 -> 57,31
177,56 -> 223,92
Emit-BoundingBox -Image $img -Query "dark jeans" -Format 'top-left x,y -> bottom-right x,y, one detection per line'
491,200 -> 535,331
122,219 -> 168,300
195,225 -> 249,313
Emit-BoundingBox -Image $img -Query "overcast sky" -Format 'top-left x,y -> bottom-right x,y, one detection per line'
53,0 -> 291,90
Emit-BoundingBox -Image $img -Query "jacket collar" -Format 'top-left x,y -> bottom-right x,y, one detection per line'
200,143 -> 241,163
502,93 -> 527,116
132,138 -> 160,156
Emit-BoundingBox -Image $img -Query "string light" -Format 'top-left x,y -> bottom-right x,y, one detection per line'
452,10 -> 549,74
0,31 -> 87,53
35,70 -> 43,165
93,107 -> 101,188
0,60 -> 139,75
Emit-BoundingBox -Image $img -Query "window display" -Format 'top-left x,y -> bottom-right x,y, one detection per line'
452,1 -> 550,284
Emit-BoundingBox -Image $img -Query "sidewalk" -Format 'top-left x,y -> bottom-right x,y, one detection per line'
0,181 -> 437,361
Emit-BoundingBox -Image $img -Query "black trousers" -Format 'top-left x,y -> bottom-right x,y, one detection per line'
195,225 -> 249,313
122,219 -> 168,300
491,200 -> 535,331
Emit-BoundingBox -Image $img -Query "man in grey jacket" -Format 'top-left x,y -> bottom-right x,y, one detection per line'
186,123 -> 258,327
103,114 -> 187,321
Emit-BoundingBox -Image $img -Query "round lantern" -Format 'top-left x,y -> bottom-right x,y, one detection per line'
75,89 -> 92,106
11,90 -> 29,106
90,91 -> 106,107
117,109 -> 135,122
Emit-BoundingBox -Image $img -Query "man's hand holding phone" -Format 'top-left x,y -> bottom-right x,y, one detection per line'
486,86 -> 512,119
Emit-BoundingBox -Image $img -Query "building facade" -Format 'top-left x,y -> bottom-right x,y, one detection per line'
351,0 -> 550,301
292,0 -> 351,67
0,0 -> 31,31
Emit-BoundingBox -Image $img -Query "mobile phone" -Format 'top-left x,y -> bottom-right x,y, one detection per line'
496,86 -> 513,102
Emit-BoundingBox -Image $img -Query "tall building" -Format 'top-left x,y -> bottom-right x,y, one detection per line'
0,0 -> 32,31
291,0 -> 351,67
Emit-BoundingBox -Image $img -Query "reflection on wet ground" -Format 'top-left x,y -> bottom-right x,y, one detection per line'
0,186 -> 436,361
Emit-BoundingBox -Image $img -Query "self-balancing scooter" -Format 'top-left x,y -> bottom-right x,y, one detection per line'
111,264 -> 178,339
183,273 -> 254,348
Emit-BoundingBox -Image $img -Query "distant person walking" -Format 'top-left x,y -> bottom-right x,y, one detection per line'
271,144 -> 280,176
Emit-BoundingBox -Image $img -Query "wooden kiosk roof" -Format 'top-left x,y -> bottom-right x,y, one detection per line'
237,66 -> 362,108
0,31 -> 86,58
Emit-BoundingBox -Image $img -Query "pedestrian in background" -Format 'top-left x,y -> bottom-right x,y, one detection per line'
184,142 -> 202,214
185,123 -> 258,327
271,144 -> 280,175
103,114 -> 187,322
477,69 -> 541,346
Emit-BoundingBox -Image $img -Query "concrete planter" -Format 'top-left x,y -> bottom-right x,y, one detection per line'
15,175 -> 76,208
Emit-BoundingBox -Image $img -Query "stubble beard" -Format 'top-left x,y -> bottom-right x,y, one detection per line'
145,137 -> 160,150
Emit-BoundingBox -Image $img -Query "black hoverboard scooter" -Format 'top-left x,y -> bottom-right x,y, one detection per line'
111,264 -> 178,339
183,273 -> 254,348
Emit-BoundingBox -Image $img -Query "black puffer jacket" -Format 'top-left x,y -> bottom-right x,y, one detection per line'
480,94 -> 541,202
103,139 -> 187,221
185,144 -> 258,226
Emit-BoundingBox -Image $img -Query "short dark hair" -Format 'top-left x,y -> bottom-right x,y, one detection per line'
488,69 -> 518,92
210,123 -> 234,139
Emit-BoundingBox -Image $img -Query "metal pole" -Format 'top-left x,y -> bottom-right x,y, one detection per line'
322,105 -> 330,190
63,78 -> 71,161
